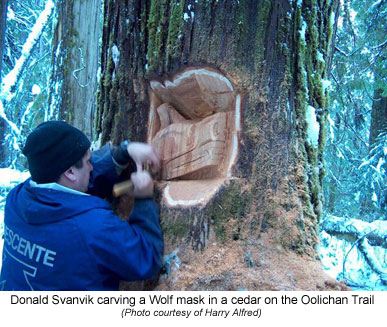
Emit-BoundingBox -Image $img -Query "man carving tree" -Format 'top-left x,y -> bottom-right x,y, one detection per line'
0,121 -> 163,291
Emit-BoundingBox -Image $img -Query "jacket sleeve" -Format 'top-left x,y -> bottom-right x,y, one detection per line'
88,144 -> 121,198
82,199 -> 164,282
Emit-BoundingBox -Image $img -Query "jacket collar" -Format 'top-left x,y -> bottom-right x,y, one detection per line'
29,180 -> 89,196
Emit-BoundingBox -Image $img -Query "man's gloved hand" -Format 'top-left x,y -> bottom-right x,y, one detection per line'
130,170 -> 154,198
127,142 -> 160,173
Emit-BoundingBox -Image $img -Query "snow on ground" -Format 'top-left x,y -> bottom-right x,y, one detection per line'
319,231 -> 387,290
0,168 -> 30,188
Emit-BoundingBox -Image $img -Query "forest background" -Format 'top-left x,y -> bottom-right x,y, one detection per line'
0,0 -> 386,290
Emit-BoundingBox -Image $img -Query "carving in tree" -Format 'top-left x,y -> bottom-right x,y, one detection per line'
148,68 -> 241,206
153,107 -> 229,180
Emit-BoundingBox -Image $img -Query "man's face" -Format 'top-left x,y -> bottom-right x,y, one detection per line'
72,149 -> 93,192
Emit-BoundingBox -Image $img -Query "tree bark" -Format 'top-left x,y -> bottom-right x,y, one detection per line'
48,0 -> 101,138
0,0 -> 7,82
99,0 -> 344,291
0,0 -> 8,166
369,86 -> 387,149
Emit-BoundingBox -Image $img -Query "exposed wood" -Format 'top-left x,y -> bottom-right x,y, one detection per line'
147,67 -> 240,206
150,68 -> 235,120
153,108 -> 229,180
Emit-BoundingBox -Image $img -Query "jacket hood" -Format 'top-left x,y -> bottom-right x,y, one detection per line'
7,178 -> 110,225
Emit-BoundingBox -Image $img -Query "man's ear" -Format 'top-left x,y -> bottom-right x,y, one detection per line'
63,167 -> 77,182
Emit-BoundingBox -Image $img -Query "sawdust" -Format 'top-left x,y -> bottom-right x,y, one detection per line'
156,234 -> 348,291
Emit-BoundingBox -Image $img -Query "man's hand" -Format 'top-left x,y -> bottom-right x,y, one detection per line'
130,171 -> 154,198
127,142 -> 160,173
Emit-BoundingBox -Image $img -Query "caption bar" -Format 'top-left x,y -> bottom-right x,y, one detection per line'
1,291 -> 384,325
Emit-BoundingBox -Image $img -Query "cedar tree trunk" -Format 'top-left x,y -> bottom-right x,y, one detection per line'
98,0 -> 346,291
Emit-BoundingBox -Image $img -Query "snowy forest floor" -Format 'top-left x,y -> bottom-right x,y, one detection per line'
1,168 -> 386,291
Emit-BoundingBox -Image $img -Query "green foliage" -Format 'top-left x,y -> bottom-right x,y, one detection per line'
358,132 -> 387,217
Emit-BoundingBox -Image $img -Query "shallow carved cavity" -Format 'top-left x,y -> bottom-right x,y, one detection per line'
147,68 -> 241,207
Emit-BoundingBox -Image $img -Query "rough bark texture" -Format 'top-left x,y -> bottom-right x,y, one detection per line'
48,0 -> 101,138
0,0 -> 7,82
0,0 -> 8,166
369,86 -> 387,149
99,0 -> 345,291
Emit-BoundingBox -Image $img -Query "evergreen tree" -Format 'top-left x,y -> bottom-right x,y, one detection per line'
324,0 -> 387,219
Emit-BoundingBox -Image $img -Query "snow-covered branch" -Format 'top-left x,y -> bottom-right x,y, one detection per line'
320,215 -> 387,286
0,100 -> 21,137
321,215 -> 387,248
0,0 -> 54,103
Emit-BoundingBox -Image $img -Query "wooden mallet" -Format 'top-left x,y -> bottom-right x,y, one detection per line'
112,162 -> 153,197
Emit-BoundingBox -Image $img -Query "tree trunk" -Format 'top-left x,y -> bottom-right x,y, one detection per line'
369,86 -> 387,149
48,0 -> 101,138
99,0 -> 345,291
0,0 -> 8,166
0,0 -> 7,82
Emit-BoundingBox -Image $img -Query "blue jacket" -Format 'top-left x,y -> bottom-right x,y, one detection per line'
0,146 -> 163,291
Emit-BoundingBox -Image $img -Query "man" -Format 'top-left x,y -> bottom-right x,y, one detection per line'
0,121 -> 163,291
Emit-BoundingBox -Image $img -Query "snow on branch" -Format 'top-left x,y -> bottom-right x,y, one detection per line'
358,238 -> 387,282
321,215 -> 387,285
0,0 -> 55,103
321,215 -> 387,248
0,100 -> 21,137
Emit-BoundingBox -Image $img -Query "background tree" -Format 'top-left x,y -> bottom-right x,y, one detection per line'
0,0 -> 8,165
0,0 -> 8,81
98,0 -> 344,290
47,0 -> 101,138
319,0 -> 387,289
324,0 -> 387,219
370,87 -> 387,150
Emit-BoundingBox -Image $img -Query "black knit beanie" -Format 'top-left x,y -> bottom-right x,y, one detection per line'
23,121 -> 91,183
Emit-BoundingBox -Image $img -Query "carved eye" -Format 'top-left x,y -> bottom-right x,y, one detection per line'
212,122 -> 219,137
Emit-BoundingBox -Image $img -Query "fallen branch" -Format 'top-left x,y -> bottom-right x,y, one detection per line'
321,215 -> 387,286
358,238 -> 387,284
342,230 -> 373,282
320,215 -> 387,248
